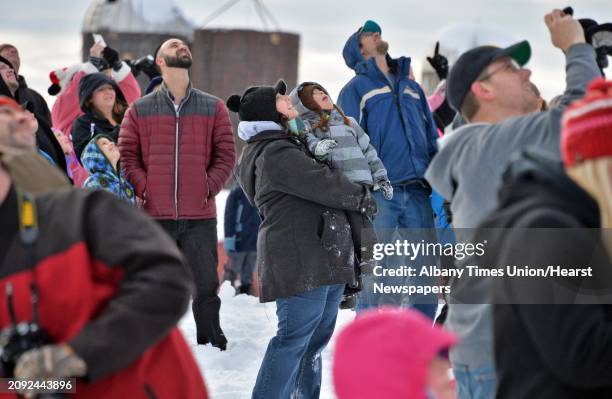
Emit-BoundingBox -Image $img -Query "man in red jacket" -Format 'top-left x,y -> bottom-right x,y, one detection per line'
0,95 -> 208,398
119,38 -> 236,350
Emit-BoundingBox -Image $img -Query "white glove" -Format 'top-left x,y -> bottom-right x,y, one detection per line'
314,139 -> 337,158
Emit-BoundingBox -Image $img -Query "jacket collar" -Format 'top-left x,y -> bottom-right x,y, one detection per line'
237,121 -> 283,141
358,55 -> 412,85
246,130 -> 294,143
160,81 -> 193,104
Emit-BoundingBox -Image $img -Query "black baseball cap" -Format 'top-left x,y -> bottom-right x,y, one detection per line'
447,40 -> 531,112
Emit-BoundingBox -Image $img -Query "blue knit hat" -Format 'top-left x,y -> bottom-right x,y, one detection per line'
360,20 -> 382,35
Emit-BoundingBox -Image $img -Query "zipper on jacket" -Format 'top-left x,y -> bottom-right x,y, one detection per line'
169,90 -> 193,220
174,108 -> 179,219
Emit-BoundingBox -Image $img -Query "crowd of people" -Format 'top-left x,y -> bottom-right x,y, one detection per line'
0,6 -> 610,399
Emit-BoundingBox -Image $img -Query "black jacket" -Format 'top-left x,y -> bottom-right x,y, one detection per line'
0,75 -> 67,176
72,112 -> 120,163
17,75 -> 51,125
72,73 -> 126,162
479,149 -> 612,399
235,129 -> 372,302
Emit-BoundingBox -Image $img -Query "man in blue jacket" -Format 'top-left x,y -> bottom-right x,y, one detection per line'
338,20 -> 439,317
224,185 -> 261,295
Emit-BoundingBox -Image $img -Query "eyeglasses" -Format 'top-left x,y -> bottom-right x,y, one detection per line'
477,59 -> 522,82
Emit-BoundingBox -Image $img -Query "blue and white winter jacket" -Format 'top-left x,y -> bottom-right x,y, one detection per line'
81,135 -> 136,205
338,30 -> 438,185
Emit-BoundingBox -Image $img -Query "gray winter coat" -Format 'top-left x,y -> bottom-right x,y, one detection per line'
235,126 -> 373,302
424,43 -> 601,368
289,85 -> 387,186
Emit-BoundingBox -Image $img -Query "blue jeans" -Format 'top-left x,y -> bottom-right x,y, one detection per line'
357,184 -> 437,319
453,363 -> 497,399
252,284 -> 344,399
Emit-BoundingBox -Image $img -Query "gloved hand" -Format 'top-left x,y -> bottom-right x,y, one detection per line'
15,344 -> 87,380
360,189 -> 378,219
102,46 -> 123,71
378,179 -> 393,200
426,42 -> 449,80
224,236 -> 236,253
89,56 -> 110,72
313,139 -> 337,160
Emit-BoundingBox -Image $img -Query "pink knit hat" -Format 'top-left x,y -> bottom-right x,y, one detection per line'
561,77 -> 612,167
333,308 -> 457,399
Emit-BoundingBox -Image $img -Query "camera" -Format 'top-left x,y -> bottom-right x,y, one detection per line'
564,7 -> 612,74
0,283 -> 65,399
126,54 -> 161,80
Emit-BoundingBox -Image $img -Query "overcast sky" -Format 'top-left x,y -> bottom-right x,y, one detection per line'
2,0 -> 611,107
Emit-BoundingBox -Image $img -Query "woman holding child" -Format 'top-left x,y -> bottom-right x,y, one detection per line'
229,79 -> 377,399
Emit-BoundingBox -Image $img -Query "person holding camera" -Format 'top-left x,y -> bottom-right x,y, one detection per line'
0,94 -> 208,398
425,8 -> 601,399
50,42 -> 141,146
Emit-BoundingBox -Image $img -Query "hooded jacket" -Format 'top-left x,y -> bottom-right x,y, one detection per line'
477,149 -> 612,399
81,135 -> 136,205
17,75 -> 51,125
337,31 -> 438,184
0,55 -> 49,124
289,83 -> 387,186
235,124 -> 373,302
51,61 -> 141,139
0,69 -> 67,177
71,73 -> 126,162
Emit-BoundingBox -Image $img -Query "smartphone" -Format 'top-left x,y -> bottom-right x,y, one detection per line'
92,33 -> 106,47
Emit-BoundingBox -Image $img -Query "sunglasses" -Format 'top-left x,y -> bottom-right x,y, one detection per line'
477,59 -> 522,82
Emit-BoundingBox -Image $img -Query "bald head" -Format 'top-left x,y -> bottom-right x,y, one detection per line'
155,38 -> 192,72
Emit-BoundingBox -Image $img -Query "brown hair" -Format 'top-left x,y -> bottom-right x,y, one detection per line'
312,105 -> 352,132
88,90 -> 128,124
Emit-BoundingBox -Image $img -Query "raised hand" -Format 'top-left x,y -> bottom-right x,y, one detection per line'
426,42 -> 449,80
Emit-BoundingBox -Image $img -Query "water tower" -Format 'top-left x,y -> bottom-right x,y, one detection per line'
190,0 -> 300,157
82,0 -> 194,91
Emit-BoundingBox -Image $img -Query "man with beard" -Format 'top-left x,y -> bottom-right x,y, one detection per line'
0,44 -> 51,124
119,38 -> 235,350
338,21 -> 439,317
425,9 -> 601,399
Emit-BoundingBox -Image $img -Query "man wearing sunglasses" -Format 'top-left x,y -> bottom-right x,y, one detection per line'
425,9 -> 601,399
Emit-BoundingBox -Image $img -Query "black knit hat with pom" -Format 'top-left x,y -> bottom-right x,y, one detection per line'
226,79 -> 286,123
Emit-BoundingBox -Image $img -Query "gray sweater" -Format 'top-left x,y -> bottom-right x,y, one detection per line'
425,43 -> 600,367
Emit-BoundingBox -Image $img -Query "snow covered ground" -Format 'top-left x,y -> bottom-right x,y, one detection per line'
179,189 -> 353,398
179,283 -> 355,399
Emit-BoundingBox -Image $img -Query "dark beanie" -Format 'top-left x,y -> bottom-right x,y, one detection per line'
226,79 -> 286,123
298,83 -> 327,112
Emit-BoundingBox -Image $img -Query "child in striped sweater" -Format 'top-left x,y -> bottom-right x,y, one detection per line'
290,81 -> 392,308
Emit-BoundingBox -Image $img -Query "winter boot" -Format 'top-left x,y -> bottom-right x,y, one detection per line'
195,298 -> 228,351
